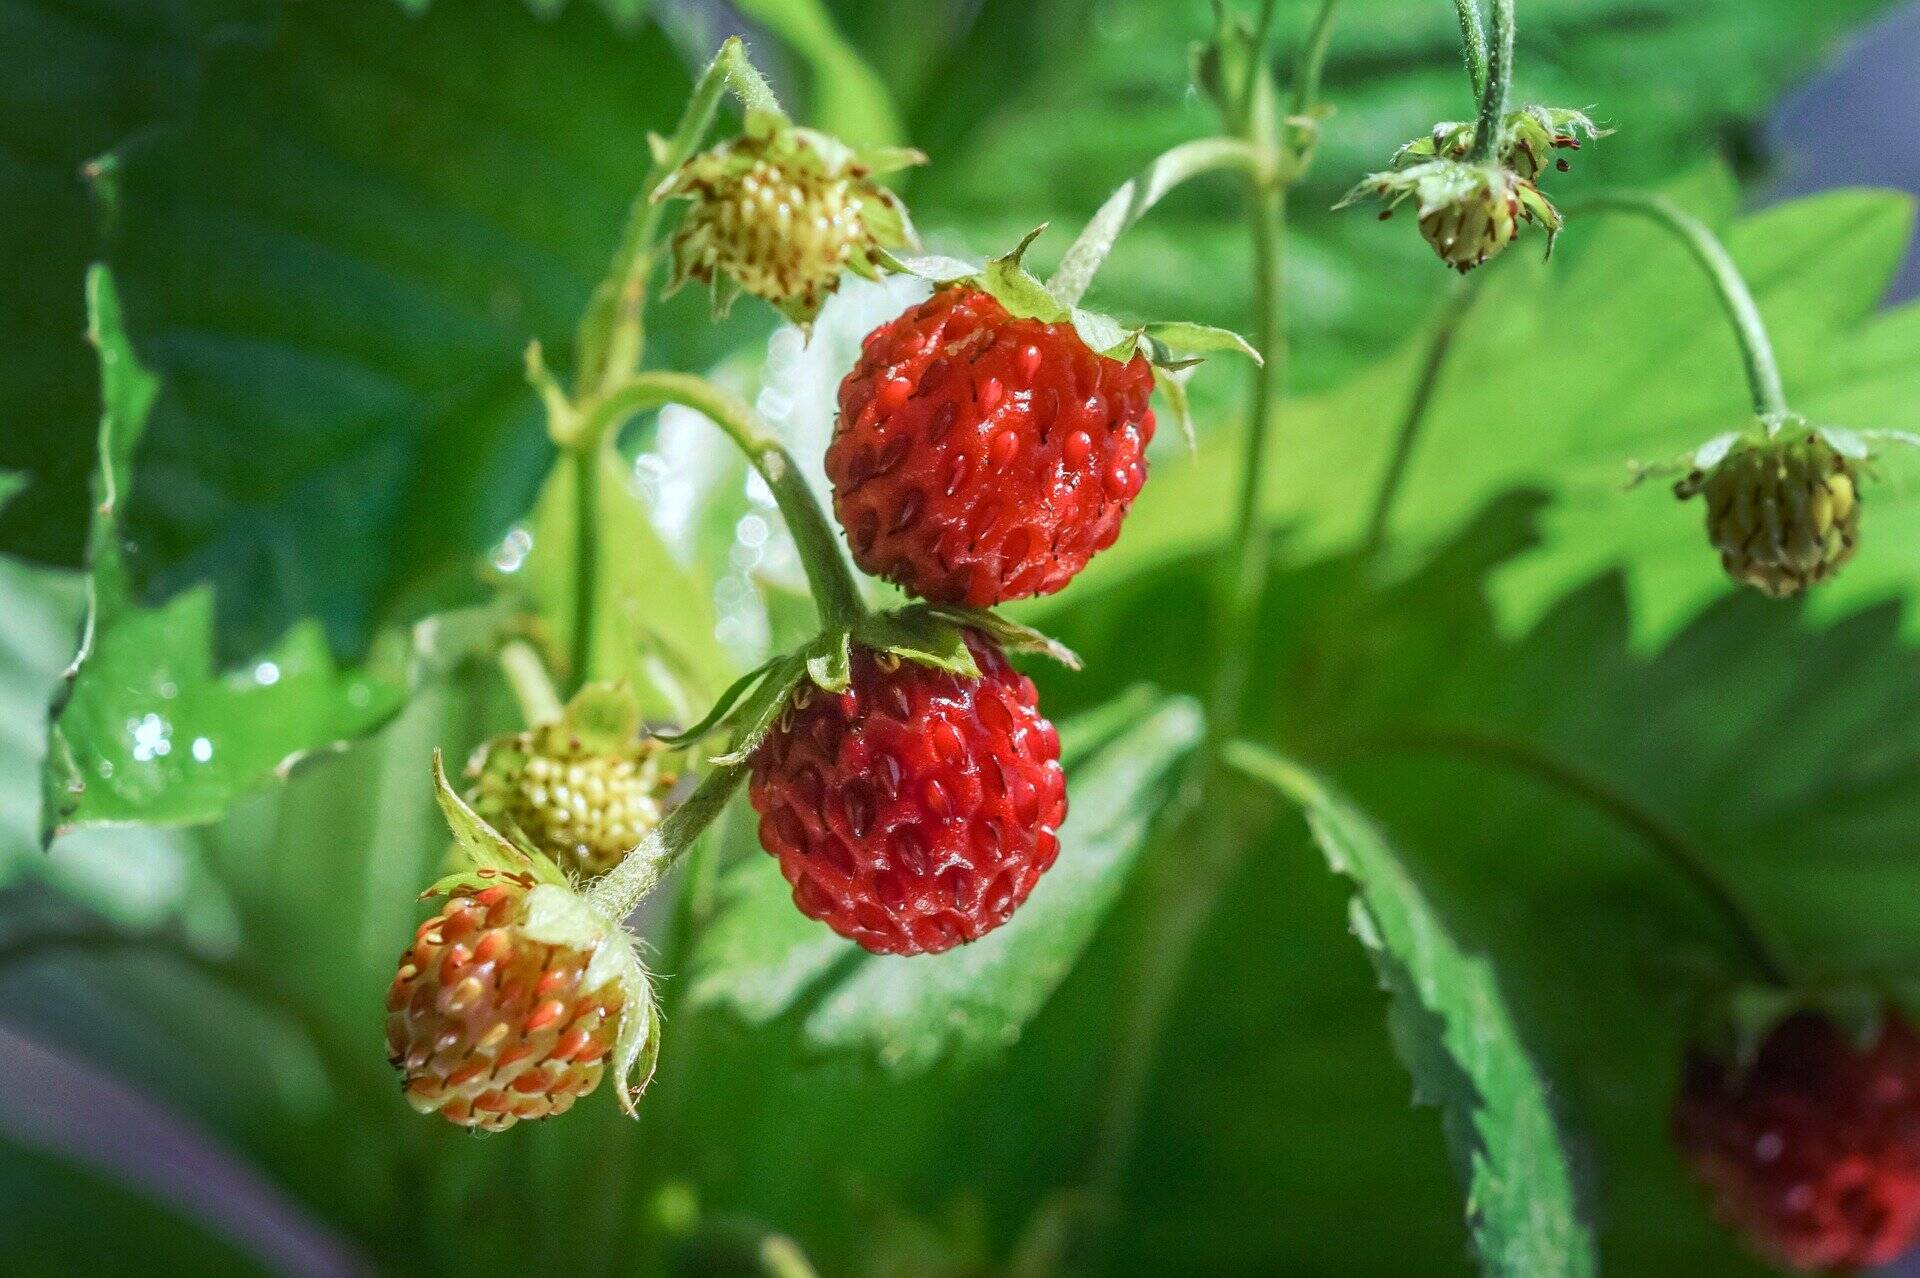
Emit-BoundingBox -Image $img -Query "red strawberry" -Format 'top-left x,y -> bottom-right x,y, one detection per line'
747,629 -> 1067,955
829,285 -> 1156,607
386,874 -> 625,1131
1673,1008 -> 1920,1270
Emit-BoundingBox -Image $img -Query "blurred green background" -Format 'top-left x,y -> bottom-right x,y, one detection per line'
7,0 -> 1920,1273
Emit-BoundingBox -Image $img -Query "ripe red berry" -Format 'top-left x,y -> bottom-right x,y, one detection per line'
747,631 -> 1067,955
828,286 -> 1156,607
386,875 -> 625,1131
1673,1009 -> 1920,1270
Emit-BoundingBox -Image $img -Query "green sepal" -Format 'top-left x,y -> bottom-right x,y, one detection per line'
608,949 -> 664,1117
851,608 -> 981,679
1696,981 -> 1893,1076
425,750 -> 570,896
803,627 -> 853,694
709,655 -> 809,767
1153,364 -> 1198,452
652,658 -> 784,749
1143,321 -> 1262,365
561,681 -> 644,754
920,604 -> 1082,670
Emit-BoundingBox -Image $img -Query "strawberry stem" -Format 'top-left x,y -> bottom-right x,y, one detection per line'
1452,0 -> 1489,101
498,639 -> 563,726
579,371 -> 869,631
585,761 -> 749,922
1570,191 -> 1791,423
1044,137 -> 1267,309
1466,0 -> 1512,163
577,37 -> 786,395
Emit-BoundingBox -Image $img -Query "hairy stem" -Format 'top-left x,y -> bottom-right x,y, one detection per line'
499,639 -> 564,725
1452,0 -> 1488,100
1361,277 -> 1484,559
582,371 -> 867,630
1467,0 -> 1512,162
1046,137 -> 1267,308
569,437 -> 603,688
585,762 -> 749,921
1570,191 -> 1790,421
1375,728 -> 1793,985
577,38 -> 786,394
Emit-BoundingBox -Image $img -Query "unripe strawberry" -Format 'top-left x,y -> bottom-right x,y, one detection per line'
386,873 -> 626,1131
1674,1008 -> 1920,1270
660,118 -> 920,325
1676,433 -> 1860,599
1340,160 -> 1562,274
748,630 -> 1067,955
469,724 -> 677,879
829,285 -> 1157,607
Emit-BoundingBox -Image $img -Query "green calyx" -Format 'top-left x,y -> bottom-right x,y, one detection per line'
1395,105 -> 1608,183
1693,982 -> 1900,1077
655,605 -> 1078,767
657,110 -> 924,327
1340,159 -> 1562,274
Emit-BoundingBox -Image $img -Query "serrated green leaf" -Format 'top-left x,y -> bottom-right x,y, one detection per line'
42,269 -> 406,836
687,687 -> 1202,1073
1226,745 -> 1595,1278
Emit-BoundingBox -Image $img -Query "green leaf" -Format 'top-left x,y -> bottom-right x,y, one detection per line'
687,687 -> 1202,1073
43,270 -> 405,836
1094,175 -> 1920,639
1225,745 -> 1595,1278
514,446 -> 730,725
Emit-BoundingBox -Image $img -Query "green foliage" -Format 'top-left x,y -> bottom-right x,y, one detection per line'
1226,745 -> 1595,1277
43,271 -> 404,836
1096,171 -> 1920,641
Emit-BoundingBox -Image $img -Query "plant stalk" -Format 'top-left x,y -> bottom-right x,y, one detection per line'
585,762 -> 750,921
569,436 -> 603,688
1289,0 -> 1345,128
1452,0 -> 1488,100
583,371 -> 865,630
1361,277 -> 1484,559
1466,0 -> 1512,162
1569,191 -> 1790,422
499,639 -> 564,725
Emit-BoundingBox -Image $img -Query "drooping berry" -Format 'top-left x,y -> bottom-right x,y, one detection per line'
1674,1009 -> 1920,1270
747,630 -> 1067,955
829,286 -> 1157,607
660,120 -> 919,325
386,874 -> 626,1131
1676,433 -> 1860,599
1340,160 -> 1562,273
469,723 -> 677,879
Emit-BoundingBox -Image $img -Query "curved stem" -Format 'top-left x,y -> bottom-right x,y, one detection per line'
570,438 -> 603,688
1045,137 -> 1266,309
1466,0 -> 1512,162
1569,191 -> 1790,421
1451,0 -> 1488,100
1289,0 -> 1344,124
581,371 -> 867,630
499,639 -> 563,725
577,38 -> 786,395
1362,277 -> 1484,559
585,762 -> 749,920
1375,729 -> 1793,986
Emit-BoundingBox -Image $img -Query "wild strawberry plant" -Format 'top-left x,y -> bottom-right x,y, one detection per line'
7,1 -> 1920,1274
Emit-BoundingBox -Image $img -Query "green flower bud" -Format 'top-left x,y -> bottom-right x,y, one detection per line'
1340,160 -> 1562,274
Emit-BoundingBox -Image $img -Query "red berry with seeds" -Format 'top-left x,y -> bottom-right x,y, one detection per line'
828,285 -> 1156,607
1673,1008 -> 1920,1270
386,874 -> 625,1131
748,630 -> 1067,955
